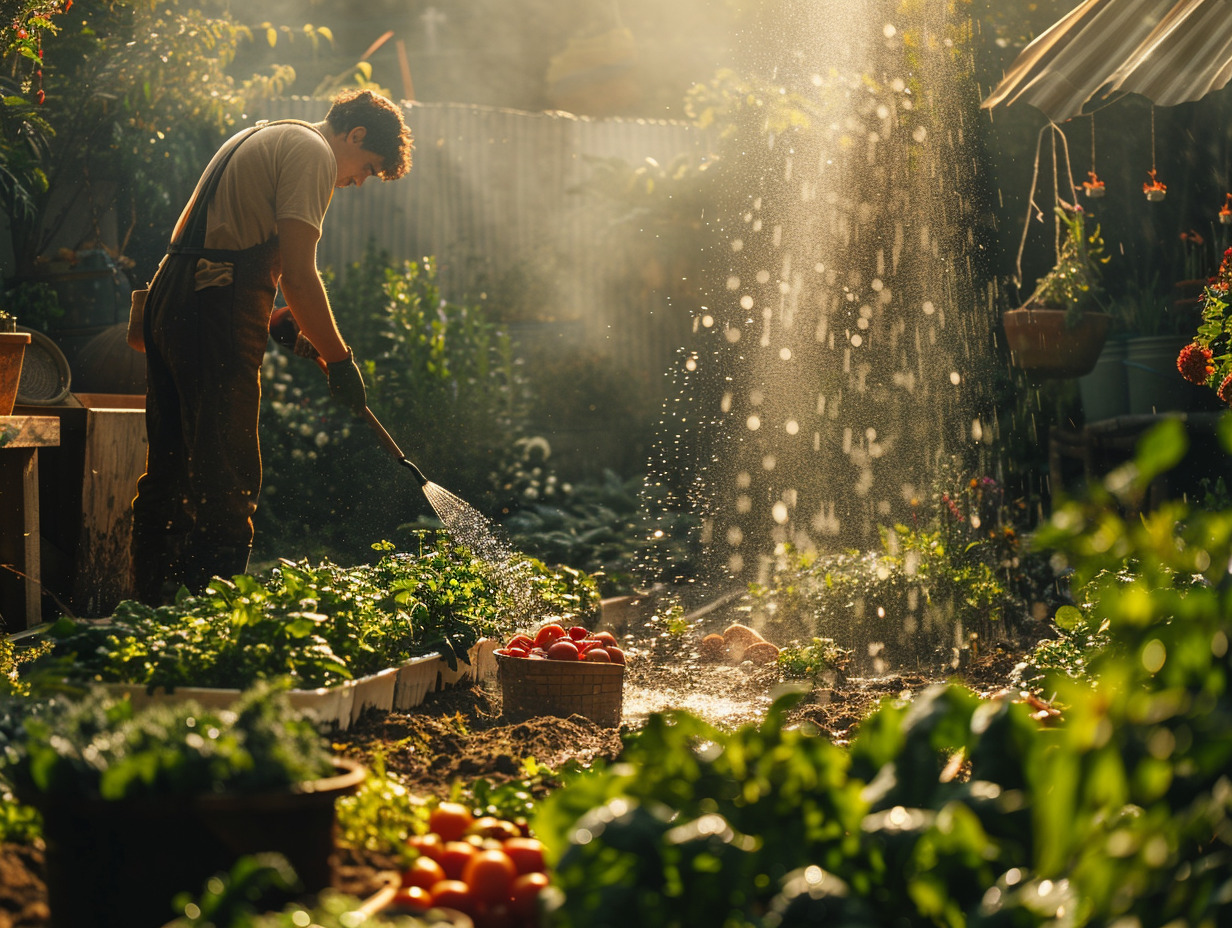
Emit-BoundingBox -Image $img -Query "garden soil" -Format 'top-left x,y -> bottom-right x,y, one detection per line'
0,633 -> 1041,926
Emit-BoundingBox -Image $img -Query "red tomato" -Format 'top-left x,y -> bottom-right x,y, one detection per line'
401,855 -> 447,891
463,848 -> 518,905
546,639 -> 580,661
406,832 -> 444,863
566,625 -> 590,640
469,816 -> 523,842
592,631 -> 619,648
501,837 -> 546,875
429,801 -> 474,842
581,646 -> 611,662
606,645 -> 626,665
507,634 -> 535,651
390,884 -> 433,911
533,624 -> 566,648
439,840 -> 478,880
430,879 -> 479,918
509,871 -> 551,923
505,646 -> 529,659
575,638 -> 604,652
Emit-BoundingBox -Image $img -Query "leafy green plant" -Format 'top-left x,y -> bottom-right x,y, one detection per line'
501,469 -> 701,596
1178,243 -> 1232,405
0,682 -> 333,801
30,539 -> 525,690
775,637 -> 850,684
334,753 -> 428,863
747,471 -> 1037,668
0,635 -> 49,697
1024,205 -> 1110,324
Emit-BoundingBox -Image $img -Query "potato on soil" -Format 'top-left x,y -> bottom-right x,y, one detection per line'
722,623 -> 765,661
698,634 -> 727,662
742,641 -> 780,665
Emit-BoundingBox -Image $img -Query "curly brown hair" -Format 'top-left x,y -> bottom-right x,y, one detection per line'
324,89 -> 413,181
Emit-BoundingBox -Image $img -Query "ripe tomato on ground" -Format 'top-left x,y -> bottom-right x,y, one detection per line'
428,801 -> 474,842
501,837 -> 546,875
400,855 -> 447,891
462,848 -> 518,904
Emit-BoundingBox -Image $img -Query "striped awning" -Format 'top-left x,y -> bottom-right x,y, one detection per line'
982,0 -> 1232,123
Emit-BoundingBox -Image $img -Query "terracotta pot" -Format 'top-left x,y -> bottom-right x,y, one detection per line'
1002,308 -> 1112,379
28,757 -> 366,928
0,330 -> 32,415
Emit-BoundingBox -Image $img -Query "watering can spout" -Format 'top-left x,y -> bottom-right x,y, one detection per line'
401,457 -> 429,487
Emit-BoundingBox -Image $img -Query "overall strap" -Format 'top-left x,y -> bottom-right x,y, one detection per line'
168,119 -> 317,260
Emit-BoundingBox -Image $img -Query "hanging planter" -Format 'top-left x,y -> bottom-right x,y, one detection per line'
1005,126 -> 1112,379
1003,306 -> 1112,378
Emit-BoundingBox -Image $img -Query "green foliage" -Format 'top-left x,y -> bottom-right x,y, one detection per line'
747,473 -> 1037,667
334,754 -> 428,862
535,413 -> 1232,926
30,539 -> 525,690
0,635 -> 48,697
0,682 -> 333,801
0,783 -> 41,843
775,637 -> 850,683
501,469 -> 701,596
3,1 -> 324,278
1025,206 -> 1110,323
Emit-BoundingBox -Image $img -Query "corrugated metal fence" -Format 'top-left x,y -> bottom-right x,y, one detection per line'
260,99 -> 711,388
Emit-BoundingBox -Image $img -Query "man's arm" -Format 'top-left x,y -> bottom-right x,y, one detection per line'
277,217 -> 349,364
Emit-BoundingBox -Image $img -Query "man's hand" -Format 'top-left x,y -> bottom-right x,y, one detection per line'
269,306 -> 320,359
327,350 -> 367,415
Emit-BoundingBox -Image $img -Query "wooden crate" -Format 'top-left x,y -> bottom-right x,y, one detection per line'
17,393 -> 147,618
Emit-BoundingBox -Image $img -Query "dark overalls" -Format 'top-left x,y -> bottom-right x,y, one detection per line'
132,122 -> 305,603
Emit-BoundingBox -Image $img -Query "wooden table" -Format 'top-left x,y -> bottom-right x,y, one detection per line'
0,415 -> 60,632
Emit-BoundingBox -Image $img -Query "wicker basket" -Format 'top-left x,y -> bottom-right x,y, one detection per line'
497,654 -> 624,727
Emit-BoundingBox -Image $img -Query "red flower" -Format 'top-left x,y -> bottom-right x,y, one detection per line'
1177,343 -> 1215,385
1219,373 -> 1232,406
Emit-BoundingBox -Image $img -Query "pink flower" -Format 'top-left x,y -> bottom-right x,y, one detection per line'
1177,343 -> 1215,385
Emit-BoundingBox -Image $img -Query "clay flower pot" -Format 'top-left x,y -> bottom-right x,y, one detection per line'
1002,307 -> 1112,379
0,329 -> 32,415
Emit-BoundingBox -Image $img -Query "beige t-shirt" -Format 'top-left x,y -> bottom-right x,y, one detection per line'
190,121 -> 336,288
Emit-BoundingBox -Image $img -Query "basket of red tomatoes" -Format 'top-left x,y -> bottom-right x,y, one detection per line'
494,623 -> 626,727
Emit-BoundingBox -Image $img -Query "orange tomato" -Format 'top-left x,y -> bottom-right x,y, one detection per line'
428,801 -> 475,842
430,879 -> 479,918
390,884 -> 433,911
509,871 -> 550,924
401,855 -> 447,891
501,836 -> 546,875
406,831 -> 444,863
462,848 -> 518,905
439,839 -> 478,880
